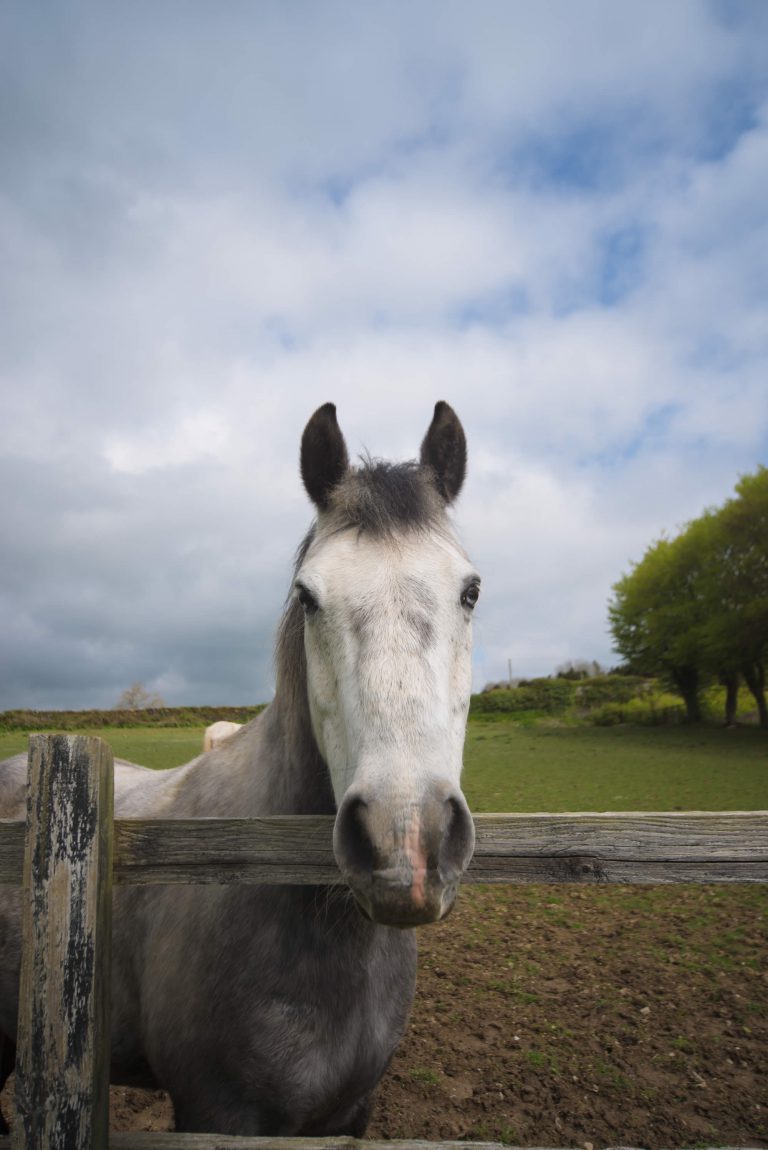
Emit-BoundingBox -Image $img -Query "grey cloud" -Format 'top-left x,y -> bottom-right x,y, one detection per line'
0,448 -> 306,708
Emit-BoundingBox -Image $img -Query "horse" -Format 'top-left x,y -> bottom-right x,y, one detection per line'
202,719 -> 243,752
0,401 -> 481,1135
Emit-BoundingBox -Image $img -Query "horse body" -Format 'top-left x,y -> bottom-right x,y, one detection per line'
0,402 -> 478,1135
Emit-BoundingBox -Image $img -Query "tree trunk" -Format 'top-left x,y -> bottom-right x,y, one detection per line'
671,665 -> 702,723
721,671 -> 740,726
742,660 -> 768,729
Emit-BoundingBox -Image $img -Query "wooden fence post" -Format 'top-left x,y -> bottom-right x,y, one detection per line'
14,735 -> 114,1150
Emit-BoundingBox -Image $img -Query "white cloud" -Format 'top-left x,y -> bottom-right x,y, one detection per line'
105,410 -> 232,475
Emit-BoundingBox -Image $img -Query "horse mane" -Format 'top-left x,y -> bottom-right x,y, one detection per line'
273,527 -> 315,725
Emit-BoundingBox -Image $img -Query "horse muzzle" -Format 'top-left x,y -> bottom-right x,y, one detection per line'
333,785 -> 475,928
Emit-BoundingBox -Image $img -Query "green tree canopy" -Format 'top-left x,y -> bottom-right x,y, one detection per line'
707,467 -> 768,725
609,530 -> 710,721
609,466 -> 768,726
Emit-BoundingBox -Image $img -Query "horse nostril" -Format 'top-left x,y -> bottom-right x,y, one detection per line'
439,794 -> 475,879
334,795 -> 377,875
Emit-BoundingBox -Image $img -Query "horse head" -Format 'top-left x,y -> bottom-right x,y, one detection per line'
296,402 -> 479,927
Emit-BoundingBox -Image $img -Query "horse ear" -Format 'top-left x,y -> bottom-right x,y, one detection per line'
301,403 -> 349,510
420,401 -> 467,504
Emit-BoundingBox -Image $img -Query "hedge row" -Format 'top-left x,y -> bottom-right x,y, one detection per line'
0,705 -> 266,733
0,675 -> 674,731
470,678 -> 575,714
469,675 -> 658,718
589,696 -> 686,726
573,674 -> 649,708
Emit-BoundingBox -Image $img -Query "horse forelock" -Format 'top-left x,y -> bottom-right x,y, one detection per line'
327,458 -> 446,537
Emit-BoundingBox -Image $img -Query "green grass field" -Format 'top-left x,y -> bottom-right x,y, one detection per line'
463,719 -> 768,812
0,727 -> 206,773
1,719 -> 766,811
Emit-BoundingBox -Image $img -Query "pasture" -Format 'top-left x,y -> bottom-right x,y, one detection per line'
1,719 -> 766,1146
0,726 -> 205,771
463,720 -> 768,812
1,718 -> 766,811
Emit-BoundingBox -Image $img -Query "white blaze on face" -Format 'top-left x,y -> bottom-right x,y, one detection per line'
404,807 -> 426,908
295,526 -> 478,810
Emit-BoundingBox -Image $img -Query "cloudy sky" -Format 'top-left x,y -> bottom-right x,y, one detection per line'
1,1 -> 767,710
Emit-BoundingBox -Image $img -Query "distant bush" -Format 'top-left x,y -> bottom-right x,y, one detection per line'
470,678 -> 574,715
700,684 -> 759,725
470,673 -> 693,727
0,705 -> 266,733
554,659 -> 605,680
589,695 -> 686,726
574,675 -> 651,709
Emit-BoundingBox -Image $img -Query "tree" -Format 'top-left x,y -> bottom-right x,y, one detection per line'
116,682 -> 166,710
555,659 -> 604,680
609,530 -> 711,722
704,468 -> 768,727
609,465 -> 768,727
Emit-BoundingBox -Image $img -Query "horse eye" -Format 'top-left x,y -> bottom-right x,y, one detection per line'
297,586 -> 319,614
461,582 -> 480,609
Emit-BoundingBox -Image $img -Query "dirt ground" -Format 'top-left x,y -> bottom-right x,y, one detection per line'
3,885 -> 766,1148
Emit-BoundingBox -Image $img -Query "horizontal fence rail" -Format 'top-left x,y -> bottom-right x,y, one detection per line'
5,1135 -> 734,1150
1,812 -> 768,886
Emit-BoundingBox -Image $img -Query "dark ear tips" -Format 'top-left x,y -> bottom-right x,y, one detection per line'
301,400 -> 466,510
420,401 -> 467,503
300,403 -> 349,510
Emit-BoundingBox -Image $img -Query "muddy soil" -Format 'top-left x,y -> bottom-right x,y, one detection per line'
3,885 -> 766,1148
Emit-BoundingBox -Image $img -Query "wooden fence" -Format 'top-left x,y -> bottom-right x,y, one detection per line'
0,733 -> 766,1150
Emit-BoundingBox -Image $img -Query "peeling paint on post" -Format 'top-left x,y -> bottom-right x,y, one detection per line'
14,735 -> 113,1150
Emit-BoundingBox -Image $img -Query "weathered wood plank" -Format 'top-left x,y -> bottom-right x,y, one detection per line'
108,1139 -> 521,1150
0,1139 -> 657,1150
470,811 -> 768,884
0,822 -> 25,885
13,735 -> 114,1150
110,811 -> 768,885
0,1138 -> 755,1150
11,1135 -> 752,1150
0,1137 -> 754,1149
114,816 -> 338,885
0,812 -> 766,887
